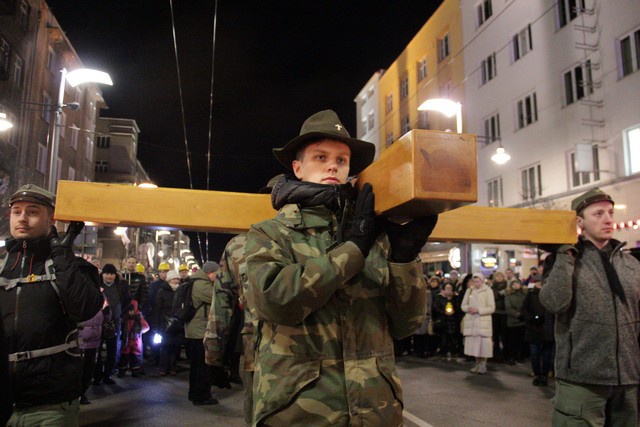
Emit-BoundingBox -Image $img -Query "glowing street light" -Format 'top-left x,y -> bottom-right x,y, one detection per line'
0,112 -> 13,131
417,98 -> 463,133
48,68 -> 113,193
490,139 -> 511,165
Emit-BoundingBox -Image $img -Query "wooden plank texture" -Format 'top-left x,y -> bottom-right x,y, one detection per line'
358,129 -> 478,216
55,181 -> 577,244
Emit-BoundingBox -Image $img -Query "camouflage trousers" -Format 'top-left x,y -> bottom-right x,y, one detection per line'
8,400 -> 79,427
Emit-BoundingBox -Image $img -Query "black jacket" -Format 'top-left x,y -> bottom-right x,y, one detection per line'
0,236 -> 103,408
152,281 -> 176,331
520,288 -> 554,344
0,306 -> 12,424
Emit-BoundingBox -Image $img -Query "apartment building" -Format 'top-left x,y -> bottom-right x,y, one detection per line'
356,0 -> 640,274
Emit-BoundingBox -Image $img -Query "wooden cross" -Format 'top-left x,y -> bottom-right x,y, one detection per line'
54,130 -> 576,244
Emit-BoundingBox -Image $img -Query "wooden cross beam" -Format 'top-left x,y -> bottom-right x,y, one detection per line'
54,130 -> 576,244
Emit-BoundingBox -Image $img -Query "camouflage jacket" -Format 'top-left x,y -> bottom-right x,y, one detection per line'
246,203 -> 427,426
204,234 -> 257,370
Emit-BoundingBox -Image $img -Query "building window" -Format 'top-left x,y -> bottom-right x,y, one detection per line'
85,137 -> 93,161
37,143 -> 47,174
417,57 -> 428,82
440,80 -> 452,99
570,144 -> 600,187
46,48 -> 56,74
401,115 -> 411,135
13,55 -> 23,87
362,118 -> 368,134
367,86 -> 374,100
624,125 -> 640,174
564,61 -> 593,106
42,92 -> 51,123
481,52 -> 497,85
386,131 -> 395,147
56,158 -> 62,183
483,113 -> 501,143
95,160 -> 108,173
618,27 -> 640,78
516,92 -> 538,129
400,76 -> 409,101
18,1 -> 30,31
0,38 -> 10,79
513,24 -> 533,62
437,33 -> 450,62
97,135 -> 111,148
487,177 -> 503,207
558,0 -> 586,29
477,0 -> 493,27
521,164 -> 542,201
68,166 -> 75,181
386,94 -> 393,113
71,125 -> 78,150
368,112 -> 374,132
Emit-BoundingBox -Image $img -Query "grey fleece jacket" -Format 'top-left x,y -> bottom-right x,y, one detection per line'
540,238 -> 640,386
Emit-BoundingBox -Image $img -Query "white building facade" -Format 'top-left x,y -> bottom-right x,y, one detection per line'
461,0 -> 640,269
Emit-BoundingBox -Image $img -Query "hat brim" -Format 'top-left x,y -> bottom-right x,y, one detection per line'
9,194 -> 55,209
273,132 -> 375,176
574,194 -> 614,212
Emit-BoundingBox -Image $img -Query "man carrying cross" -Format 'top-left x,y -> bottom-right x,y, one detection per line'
245,110 -> 438,426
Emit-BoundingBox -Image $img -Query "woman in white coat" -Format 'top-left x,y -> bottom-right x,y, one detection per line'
461,273 -> 496,374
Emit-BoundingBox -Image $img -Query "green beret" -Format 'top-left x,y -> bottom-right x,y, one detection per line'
571,187 -> 614,212
9,184 -> 56,209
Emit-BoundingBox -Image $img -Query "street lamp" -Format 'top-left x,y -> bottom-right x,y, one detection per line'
0,112 -> 13,131
417,98 -> 463,133
48,68 -> 113,193
490,138 -> 511,165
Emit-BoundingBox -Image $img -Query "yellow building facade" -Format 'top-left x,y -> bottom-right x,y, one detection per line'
377,0 -> 464,152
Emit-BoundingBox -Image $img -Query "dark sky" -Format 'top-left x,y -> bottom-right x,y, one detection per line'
47,0 -> 444,261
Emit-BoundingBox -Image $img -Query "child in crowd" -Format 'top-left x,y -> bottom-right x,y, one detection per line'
118,300 -> 149,377
433,282 -> 461,361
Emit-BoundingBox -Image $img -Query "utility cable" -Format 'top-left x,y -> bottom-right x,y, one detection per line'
169,0 -> 204,264
204,0 -> 220,262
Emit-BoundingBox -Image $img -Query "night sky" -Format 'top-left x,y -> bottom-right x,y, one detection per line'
46,0 -> 444,261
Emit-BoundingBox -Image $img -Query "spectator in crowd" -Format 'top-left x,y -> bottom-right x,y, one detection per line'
412,278 -> 435,359
521,274 -> 554,386
186,261 -> 220,406
144,262 -> 170,366
461,273 -> 496,374
93,263 -> 129,385
154,270 -> 182,376
455,273 -> 473,362
522,266 -> 538,288
504,267 -> 517,285
540,188 -> 640,425
178,264 -> 190,284
491,270 -> 508,362
433,282 -> 461,361
424,276 -> 442,357
503,279 -> 527,365
246,110 -> 436,425
0,184 -> 103,425
117,301 -> 149,377
122,256 -> 147,305
79,297 -> 110,404
448,270 -> 460,288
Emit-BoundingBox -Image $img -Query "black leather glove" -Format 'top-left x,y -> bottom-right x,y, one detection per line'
380,215 -> 439,263
207,365 -> 231,389
50,221 -> 84,258
348,183 -> 377,257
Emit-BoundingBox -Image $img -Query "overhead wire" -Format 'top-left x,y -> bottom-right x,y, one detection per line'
204,0 -> 220,262
168,0 -> 205,264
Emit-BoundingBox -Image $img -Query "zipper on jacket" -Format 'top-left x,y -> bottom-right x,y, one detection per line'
567,332 -> 572,369
612,292 -> 621,385
12,286 -> 21,375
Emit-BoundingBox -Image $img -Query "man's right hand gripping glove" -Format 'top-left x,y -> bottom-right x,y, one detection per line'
348,183 -> 377,258
380,215 -> 439,263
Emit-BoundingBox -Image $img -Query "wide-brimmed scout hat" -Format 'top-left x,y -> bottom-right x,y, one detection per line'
571,187 -> 614,213
9,184 -> 56,210
272,109 -> 375,175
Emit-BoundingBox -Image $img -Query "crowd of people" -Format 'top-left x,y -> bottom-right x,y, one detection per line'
1,111 -> 639,427
395,266 -> 555,383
